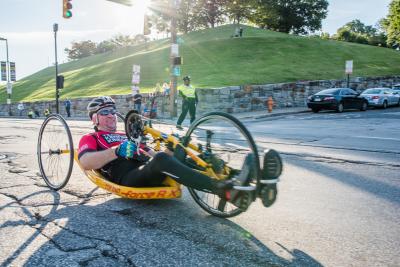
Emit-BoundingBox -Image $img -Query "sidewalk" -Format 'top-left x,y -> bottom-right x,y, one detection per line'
232,107 -> 309,120
158,106 -> 309,126
0,107 -> 310,124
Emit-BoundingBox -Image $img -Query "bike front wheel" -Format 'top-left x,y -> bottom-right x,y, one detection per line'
185,112 -> 260,218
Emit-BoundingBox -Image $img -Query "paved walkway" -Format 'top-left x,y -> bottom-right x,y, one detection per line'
160,107 -> 309,127
0,107 -> 310,124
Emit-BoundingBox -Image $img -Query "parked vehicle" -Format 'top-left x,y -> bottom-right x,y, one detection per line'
393,84 -> 400,93
307,88 -> 368,113
361,88 -> 400,108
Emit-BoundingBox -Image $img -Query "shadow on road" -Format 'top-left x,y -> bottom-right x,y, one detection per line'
1,189 -> 323,266
0,189 -> 61,267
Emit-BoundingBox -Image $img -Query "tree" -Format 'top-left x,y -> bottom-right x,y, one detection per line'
250,0 -> 329,34
384,0 -> 400,48
341,19 -> 377,36
176,0 -> 201,33
95,40 -> 118,54
334,20 -> 387,47
64,40 -> 97,60
112,34 -> 136,47
224,0 -> 254,24
133,34 -> 149,44
195,0 -> 226,28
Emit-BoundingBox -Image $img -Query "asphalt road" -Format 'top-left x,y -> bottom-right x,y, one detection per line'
0,107 -> 399,266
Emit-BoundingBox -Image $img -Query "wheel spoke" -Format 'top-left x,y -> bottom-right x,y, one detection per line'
186,112 -> 259,218
37,115 -> 74,190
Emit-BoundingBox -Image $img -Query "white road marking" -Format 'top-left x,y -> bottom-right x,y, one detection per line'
383,112 -> 400,115
355,136 -> 400,141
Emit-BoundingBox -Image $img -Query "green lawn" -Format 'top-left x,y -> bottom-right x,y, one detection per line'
2,24 -> 400,102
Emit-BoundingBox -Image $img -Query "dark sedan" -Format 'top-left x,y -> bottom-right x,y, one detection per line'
307,88 -> 368,113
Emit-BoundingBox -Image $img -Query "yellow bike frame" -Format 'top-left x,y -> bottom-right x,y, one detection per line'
73,122 -> 230,199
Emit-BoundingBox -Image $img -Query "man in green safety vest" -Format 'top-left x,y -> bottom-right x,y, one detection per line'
176,76 -> 198,129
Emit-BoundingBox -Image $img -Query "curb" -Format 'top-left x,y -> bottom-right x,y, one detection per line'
233,109 -> 310,121
253,109 -> 310,120
0,109 -> 310,122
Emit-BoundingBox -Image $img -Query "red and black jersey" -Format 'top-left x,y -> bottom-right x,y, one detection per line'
78,130 -> 127,159
78,130 -> 149,184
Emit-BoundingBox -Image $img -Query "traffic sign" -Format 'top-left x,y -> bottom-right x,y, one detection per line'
132,64 -> 140,73
345,60 -> 353,74
10,62 -> 16,82
173,66 -> 181,76
1,62 -> 6,81
171,44 -> 179,56
6,83 -> 12,94
132,74 -> 140,84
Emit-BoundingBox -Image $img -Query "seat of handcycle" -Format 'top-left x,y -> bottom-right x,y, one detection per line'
74,153 -> 182,199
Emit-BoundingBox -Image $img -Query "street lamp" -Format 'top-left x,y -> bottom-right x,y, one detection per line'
0,37 -> 11,115
53,23 -> 60,114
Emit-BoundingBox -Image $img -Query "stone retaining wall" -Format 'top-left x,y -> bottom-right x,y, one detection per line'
1,75 -> 399,118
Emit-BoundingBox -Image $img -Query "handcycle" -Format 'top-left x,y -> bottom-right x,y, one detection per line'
37,110 -> 282,218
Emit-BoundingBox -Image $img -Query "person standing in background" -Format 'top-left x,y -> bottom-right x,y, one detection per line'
133,89 -> 143,113
65,99 -> 72,117
162,82 -> 170,96
176,76 -> 198,130
17,102 -> 25,116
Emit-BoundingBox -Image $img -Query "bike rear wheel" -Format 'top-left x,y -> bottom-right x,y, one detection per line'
185,112 -> 260,218
37,114 -> 74,190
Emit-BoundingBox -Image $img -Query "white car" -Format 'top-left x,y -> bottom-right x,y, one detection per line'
393,84 -> 400,93
361,88 -> 400,108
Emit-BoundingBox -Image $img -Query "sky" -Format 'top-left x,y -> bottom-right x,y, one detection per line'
0,0 -> 393,80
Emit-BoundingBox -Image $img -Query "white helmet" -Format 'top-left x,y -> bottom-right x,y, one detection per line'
87,96 -> 115,118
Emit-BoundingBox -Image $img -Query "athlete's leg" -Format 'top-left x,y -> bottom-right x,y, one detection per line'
119,152 -> 220,192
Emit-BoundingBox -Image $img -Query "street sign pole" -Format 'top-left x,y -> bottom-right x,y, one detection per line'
132,64 -> 140,96
54,23 -> 59,114
347,74 -> 350,88
169,0 -> 178,118
345,60 -> 353,88
0,38 -> 12,115
5,40 -> 11,115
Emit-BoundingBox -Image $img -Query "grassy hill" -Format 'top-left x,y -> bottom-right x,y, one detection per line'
2,24 -> 400,102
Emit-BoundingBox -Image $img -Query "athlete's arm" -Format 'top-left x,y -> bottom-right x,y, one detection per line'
79,148 -> 117,170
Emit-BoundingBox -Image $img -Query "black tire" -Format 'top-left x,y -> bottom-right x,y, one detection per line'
336,102 -> 344,113
397,100 -> 400,107
382,100 -> 388,109
312,108 -> 319,113
37,114 -> 74,190
185,112 -> 260,218
360,101 -> 368,111
124,110 -> 144,141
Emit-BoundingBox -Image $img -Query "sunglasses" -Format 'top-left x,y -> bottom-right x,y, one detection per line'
98,108 -> 117,116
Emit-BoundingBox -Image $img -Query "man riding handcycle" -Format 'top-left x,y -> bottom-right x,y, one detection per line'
37,96 -> 282,217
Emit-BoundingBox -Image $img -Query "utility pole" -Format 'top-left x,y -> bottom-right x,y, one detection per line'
169,0 -> 178,118
53,23 -> 60,114
0,37 -> 11,115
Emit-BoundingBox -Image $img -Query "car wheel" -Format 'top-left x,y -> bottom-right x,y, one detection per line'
336,102 -> 344,113
382,100 -> 387,109
312,108 -> 320,113
397,100 -> 400,107
360,101 -> 368,111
